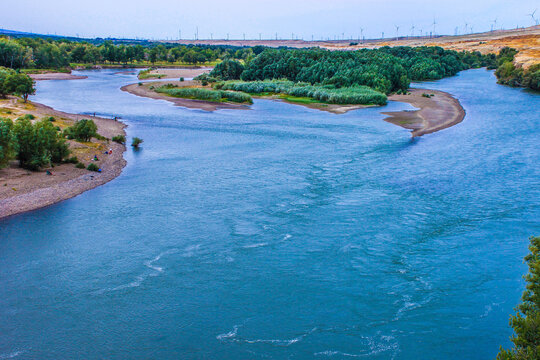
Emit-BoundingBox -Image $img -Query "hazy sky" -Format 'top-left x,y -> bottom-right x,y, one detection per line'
2,0 -> 539,40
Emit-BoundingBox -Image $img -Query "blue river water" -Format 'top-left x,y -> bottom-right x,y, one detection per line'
0,69 -> 539,359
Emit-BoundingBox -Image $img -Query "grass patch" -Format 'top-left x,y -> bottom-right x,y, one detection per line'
215,80 -> 387,106
155,86 -> 253,104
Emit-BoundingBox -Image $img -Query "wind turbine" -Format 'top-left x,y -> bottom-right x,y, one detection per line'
432,19 -> 437,37
410,24 -> 415,38
464,22 -> 469,34
491,18 -> 498,32
394,25 -> 400,40
360,28 -> 364,43
527,9 -> 539,25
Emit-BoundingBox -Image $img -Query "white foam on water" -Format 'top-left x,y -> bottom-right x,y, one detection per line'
242,243 -> 269,249
217,326 -> 317,347
216,325 -> 240,340
183,244 -> 201,257
314,350 -> 363,357
99,249 -> 178,293
283,234 -> 292,240
0,351 -> 24,359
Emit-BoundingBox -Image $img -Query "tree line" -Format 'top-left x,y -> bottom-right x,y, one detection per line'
0,36 -> 255,68
210,46 -> 493,95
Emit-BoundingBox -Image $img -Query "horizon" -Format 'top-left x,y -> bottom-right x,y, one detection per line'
2,0 -> 539,41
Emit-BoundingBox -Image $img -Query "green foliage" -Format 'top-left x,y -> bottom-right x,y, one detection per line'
492,48 -> 539,91
12,118 -> 69,170
0,67 -> 16,98
3,72 -> 35,102
87,163 -> 99,171
112,135 -> 126,144
238,46 -> 478,94
210,59 -> 245,80
75,162 -> 85,169
497,236 -> 540,360
131,137 -> 143,148
156,86 -> 253,104
65,156 -> 78,164
0,117 -> 14,168
64,119 -> 98,142
217,80 -> 387,105
17,114 -> 35,120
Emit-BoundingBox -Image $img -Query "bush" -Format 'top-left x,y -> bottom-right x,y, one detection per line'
179,77 -> 184,82
219,80 -> 387,105
156,86 -> 253,104
75,162 -> 85,169
0,117 -> 14,168
112,135 -> 126,144
87,163 -> 99,171
65,156 -> 78,164
209,59 -> 245,80
43,116 -> 55,122
17,114 -> 35,121
64,119 -> 98,141
131,137 -> 143,148
497,236 -> 540,360
13,118 -> 70,170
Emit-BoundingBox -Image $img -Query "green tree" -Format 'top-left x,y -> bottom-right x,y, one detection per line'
497,236 -> 540,360
210,59 -> 245,80
0,117 -> 14,168
4,73 -> 35,102
64,119 -> 98,142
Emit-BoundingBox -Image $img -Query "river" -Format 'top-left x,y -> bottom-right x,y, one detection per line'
0,68 -> 539,359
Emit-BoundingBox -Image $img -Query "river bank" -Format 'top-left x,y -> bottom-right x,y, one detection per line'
0,99 -> 126,220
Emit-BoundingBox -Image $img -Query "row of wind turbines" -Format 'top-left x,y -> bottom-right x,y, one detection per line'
174,9 -> 539,42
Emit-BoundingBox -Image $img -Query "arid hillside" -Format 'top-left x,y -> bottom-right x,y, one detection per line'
164,25 -> 540,69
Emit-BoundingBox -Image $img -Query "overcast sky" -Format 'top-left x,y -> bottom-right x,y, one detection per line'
2,0 -> 539,40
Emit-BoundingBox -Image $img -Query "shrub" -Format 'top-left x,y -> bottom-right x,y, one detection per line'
64,119 -> 98,141
65,156 -> 78,164
43,116 -> 55,122
131,137 -> 143,148
75,162 -> 85,169
13,118 -> 70,170
0,117 -> 14,168
218,80 -> 387,105
156,86 -> 253,104
209,59 -> 245,80
179,77 -> 184,82
112,135 -> 126,144
87,163 -> 99,171
17,114 -> 35,121
497,236 -> 540,360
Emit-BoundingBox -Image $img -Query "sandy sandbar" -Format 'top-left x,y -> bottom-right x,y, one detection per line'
384,88 -> 465,137
29,73 -> 88,80
121,81 -> 249,111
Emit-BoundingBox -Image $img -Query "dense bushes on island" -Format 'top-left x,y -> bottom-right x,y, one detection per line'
156,85 -> 253,104
215,80 -> 387,105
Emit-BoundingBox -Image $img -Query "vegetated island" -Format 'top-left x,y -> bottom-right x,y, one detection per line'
0,69 -> 127,220
123,45 -> 481,135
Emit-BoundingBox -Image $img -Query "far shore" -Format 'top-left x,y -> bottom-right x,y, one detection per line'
0,99 -> 127,221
